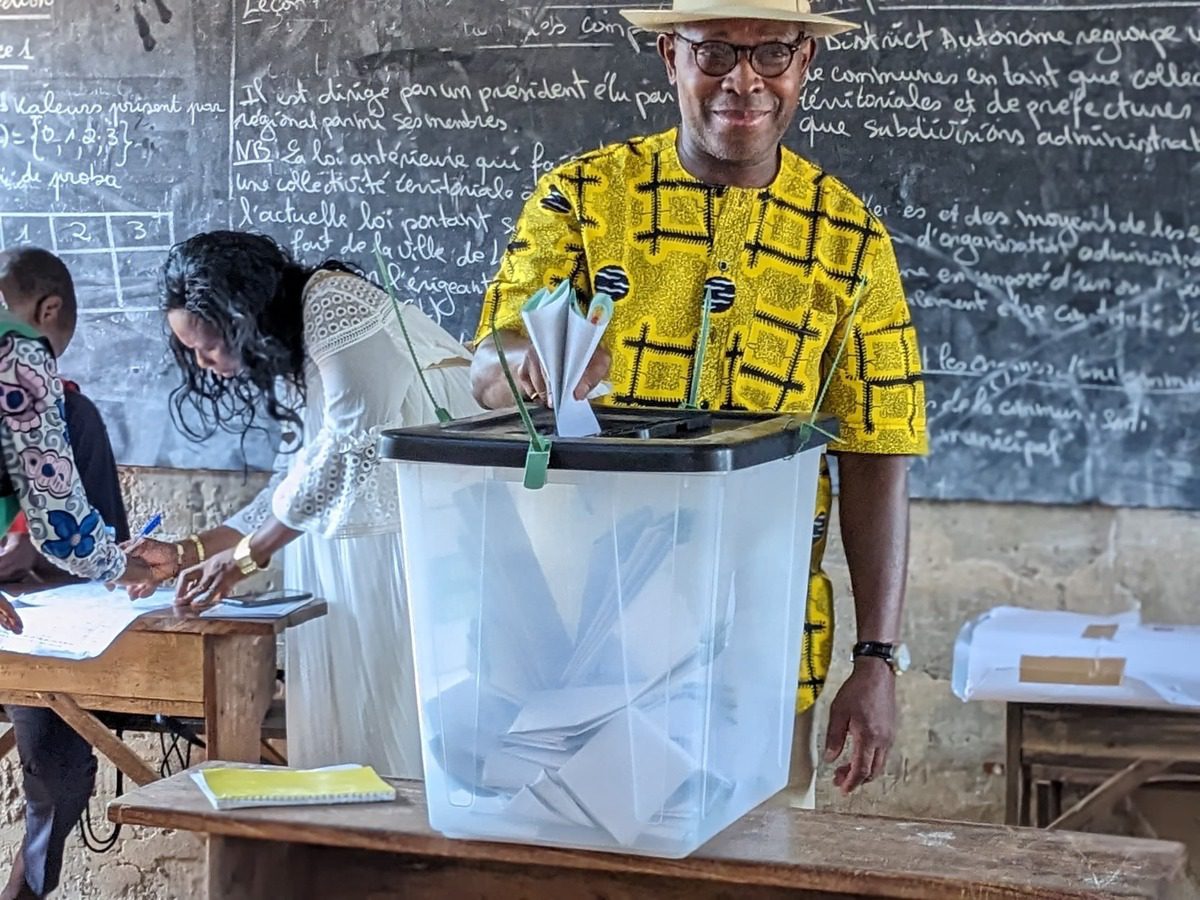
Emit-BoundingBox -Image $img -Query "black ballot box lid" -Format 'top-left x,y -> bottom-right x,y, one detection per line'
380,407 -> 837,474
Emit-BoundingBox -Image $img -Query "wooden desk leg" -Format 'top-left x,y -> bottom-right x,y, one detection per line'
1005,703 -> 1026,826
204,635 -> 276,763
1034,780 -> 1051,828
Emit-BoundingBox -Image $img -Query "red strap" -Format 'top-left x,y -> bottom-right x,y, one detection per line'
8,512 -> 27,534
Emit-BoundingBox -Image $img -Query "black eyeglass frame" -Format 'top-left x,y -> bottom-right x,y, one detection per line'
672,33 -> 811,78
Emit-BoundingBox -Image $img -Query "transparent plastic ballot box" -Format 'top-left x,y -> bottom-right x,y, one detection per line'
380,408 -> 835,858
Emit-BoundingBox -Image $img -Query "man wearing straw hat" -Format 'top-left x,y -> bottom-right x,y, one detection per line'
472,0 -> 927,807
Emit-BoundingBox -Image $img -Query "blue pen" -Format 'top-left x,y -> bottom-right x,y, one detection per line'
125,513 -> 163,551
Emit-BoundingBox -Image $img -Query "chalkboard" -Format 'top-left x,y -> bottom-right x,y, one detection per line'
1,0 -> 1197,509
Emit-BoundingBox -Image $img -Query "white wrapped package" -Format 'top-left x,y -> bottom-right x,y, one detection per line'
952,606 -> 1200,710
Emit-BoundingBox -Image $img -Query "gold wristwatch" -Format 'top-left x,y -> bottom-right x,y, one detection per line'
233,533 -> 267,575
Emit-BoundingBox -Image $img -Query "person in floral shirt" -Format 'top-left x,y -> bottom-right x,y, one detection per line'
0,312 -> 133,583
0,249 -> 166,900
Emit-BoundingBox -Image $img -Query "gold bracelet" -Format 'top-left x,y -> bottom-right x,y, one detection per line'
187,534 -> 206,565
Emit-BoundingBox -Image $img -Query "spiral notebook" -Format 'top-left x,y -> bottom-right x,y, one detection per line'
191,764 -> 396,810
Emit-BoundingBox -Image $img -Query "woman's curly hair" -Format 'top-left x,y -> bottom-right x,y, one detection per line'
161,231 -> 349,447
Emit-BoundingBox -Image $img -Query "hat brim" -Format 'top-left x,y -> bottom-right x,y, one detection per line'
620,6 -> 857,37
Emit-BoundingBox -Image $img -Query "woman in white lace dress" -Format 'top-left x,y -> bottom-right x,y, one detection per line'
127,231 -> 481,776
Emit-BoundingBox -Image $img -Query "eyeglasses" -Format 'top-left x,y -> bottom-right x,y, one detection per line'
673,33 -> 809,78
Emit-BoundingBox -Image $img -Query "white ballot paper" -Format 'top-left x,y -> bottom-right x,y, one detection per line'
1,584 -> 145,660
554,707 -> 698,845
426,501 -> 738,848
521,282 -> 614,438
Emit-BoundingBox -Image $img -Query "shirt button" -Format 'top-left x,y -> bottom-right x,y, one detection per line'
700,400 -> 711,410
717,261 -> 729,272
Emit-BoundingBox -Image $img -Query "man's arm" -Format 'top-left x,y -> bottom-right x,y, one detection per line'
24,388 -> 131,582
473,162 -> 599,407
812,215 -> 925,794
839,453 -> 909,642
823,452 -> 910,794
0,338 -> 126,583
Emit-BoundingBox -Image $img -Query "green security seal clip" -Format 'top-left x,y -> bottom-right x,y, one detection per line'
523,437 -> 552,491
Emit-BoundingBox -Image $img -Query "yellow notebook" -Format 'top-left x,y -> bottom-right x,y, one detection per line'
191,765 -> 396,810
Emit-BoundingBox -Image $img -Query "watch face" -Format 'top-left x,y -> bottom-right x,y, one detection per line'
894,643 -> 911,674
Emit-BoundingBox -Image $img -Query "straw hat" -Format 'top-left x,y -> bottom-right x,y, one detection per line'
620,0 -> 857,37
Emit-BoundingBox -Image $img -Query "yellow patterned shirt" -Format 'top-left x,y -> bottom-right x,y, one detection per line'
477,129 -> 927,712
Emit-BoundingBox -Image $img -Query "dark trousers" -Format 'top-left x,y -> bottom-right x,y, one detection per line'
5,706 -> 97,897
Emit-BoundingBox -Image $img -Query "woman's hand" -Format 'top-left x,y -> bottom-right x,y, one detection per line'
0,595 -> 23,634
175,548 -> 246,609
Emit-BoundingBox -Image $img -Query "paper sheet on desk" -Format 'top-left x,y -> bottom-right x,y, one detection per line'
14,582 -> 168,607
2,589 -> 144,659
521,283 -> 613,438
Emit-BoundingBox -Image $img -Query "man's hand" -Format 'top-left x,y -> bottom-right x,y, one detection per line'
514,344 -> 549,403
0,532 -> 39,581
472,330 -> 612,409
515,344 -> 612,407
823,657 -> 896,794
572,343 -> 613,401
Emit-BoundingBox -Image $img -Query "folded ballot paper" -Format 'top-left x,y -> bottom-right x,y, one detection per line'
426,496 -> 739,848
191,764 -> 396,810
521,282 -> 614,437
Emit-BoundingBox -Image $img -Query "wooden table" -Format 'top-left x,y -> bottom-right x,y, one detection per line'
109,765 -> 1196,900
0,597 -> 326,785
1007,702 -> 1200,831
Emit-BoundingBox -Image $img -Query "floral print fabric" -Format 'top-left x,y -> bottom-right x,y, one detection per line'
0,326 -> 124,581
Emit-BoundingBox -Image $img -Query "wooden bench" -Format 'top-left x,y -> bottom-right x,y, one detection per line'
1007,703 -> 1200,831
110,764 -> 1196,899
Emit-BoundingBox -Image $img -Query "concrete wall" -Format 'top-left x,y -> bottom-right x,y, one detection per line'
3,466 -> 1196,896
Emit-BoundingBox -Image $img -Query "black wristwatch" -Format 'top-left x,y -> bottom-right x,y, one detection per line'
852,641 -> 910,675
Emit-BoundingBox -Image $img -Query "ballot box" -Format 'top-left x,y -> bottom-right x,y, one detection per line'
381,408 -> 833,858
